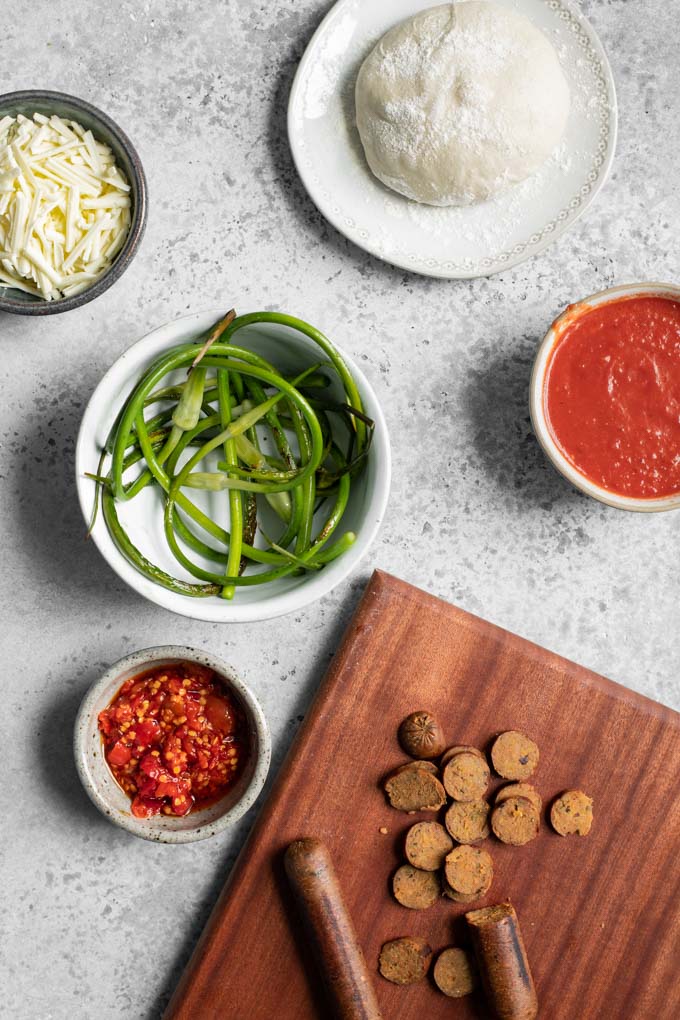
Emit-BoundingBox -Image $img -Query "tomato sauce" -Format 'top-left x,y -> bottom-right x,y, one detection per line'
98,662 -> 249,818
544,295 -> 680,499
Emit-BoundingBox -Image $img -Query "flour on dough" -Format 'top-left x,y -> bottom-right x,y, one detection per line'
355,1 -> 571,206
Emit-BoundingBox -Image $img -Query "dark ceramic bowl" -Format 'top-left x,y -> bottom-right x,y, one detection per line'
0,90 -> 147,315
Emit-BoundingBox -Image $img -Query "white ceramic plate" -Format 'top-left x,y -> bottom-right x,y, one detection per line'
288,0 -> 617,279
75,310 -> 391,622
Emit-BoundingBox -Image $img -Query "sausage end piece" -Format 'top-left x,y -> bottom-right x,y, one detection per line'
284,839 -> 383,1020
466,901 -> 538,1020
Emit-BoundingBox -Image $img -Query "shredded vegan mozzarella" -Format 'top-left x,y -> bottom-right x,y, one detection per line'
0,113 -> 132,300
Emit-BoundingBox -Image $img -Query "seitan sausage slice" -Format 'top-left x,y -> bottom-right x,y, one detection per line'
490,731 -> 539,780
433,947 -> 478,998
392,864 -> 440,909
440,745 -> 485,768
465,901 -> 538,1020
550,789 -> 594,836
445,799 -> 490,845
443,752 -> 490,802
491,796 -> 540,846
404,821 -> 453,871
495,782 -> 542,814
443,876 -> 492,904
391,760 -> 439,777
378,936 -> 432,984
384,767 -> 446,813
444,845 -> 494,897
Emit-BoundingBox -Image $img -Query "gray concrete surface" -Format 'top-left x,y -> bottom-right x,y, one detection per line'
2,1 -> 678,1017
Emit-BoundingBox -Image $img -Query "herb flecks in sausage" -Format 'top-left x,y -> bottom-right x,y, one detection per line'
392,864 -> 441,909
491,731 -> 539,780
550,789 -> 594,836
444,845 -> 494,897
442,751 -> 490,802
405,821 -> 453,871
445,799 -> 491,844
433,947 -> 478,998
491,796 -> 540,846
379,936 -> 432,984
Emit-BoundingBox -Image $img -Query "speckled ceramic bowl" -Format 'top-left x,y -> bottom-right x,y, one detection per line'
74,646 -> 270,843
0,89 -> 147,315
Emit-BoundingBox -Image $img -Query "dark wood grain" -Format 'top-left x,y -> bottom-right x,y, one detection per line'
164,570 -> 680,1020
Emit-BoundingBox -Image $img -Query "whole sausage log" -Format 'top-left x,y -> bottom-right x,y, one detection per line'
465,901 -> 538,1020
284,838 -> 383,1020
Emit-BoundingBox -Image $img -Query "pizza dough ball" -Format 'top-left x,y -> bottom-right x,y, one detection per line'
355,1 -> 570,206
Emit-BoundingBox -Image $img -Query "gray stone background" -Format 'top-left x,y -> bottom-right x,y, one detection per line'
2,1 -> 678,1017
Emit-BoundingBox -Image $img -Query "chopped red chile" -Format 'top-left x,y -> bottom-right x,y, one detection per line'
98,662 -> 249,818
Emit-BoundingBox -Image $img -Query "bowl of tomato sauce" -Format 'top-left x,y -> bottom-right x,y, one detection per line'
74,646 -> 270,842
531,282 -> 680,511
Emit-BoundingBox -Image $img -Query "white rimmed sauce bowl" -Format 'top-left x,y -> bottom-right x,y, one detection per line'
530,281 -> 680,512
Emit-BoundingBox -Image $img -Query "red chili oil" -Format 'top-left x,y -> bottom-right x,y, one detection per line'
98,662 -> 249,819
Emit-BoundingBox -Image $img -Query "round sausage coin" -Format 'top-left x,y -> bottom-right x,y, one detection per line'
490,731 -> 539,780
491,796 -> 540,846
392,760 -> 439,776
405,821 -> 454,871
550,789 -> 594,836
433,947 -> 478,998
392,864 -> 441,909
379,936 -> 432,984
445,799 -> 490,844
442,752 -> 490,801
495,782 -> 542,814
440,745 -> 485,768
442,876 -> 491,903
444,845 -> 494,896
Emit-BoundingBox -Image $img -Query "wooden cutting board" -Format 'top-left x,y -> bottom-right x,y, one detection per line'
166,570 -> 680,1020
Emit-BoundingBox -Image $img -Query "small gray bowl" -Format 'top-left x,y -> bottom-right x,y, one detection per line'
74,646 -> 271,843
0,89 -> 147,315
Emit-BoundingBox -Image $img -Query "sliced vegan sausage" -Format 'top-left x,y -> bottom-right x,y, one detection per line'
384,767 -> 447,813
550,789 -> 594,836
442,752 -> 490,802
433,947 -> 478,998
444,845 -> 494,897
445,799 -> 490,845
443,877 -> 491,904
490,731 -> 539,780
491,796 -> 540,846
378,936 -> 432,985
392,864 -> 441,910
466,901 -> 538,1020
404,821 -> 453,871
391,760 -> 439,776
440,745 -> 486,768
495,783 -> 542,814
